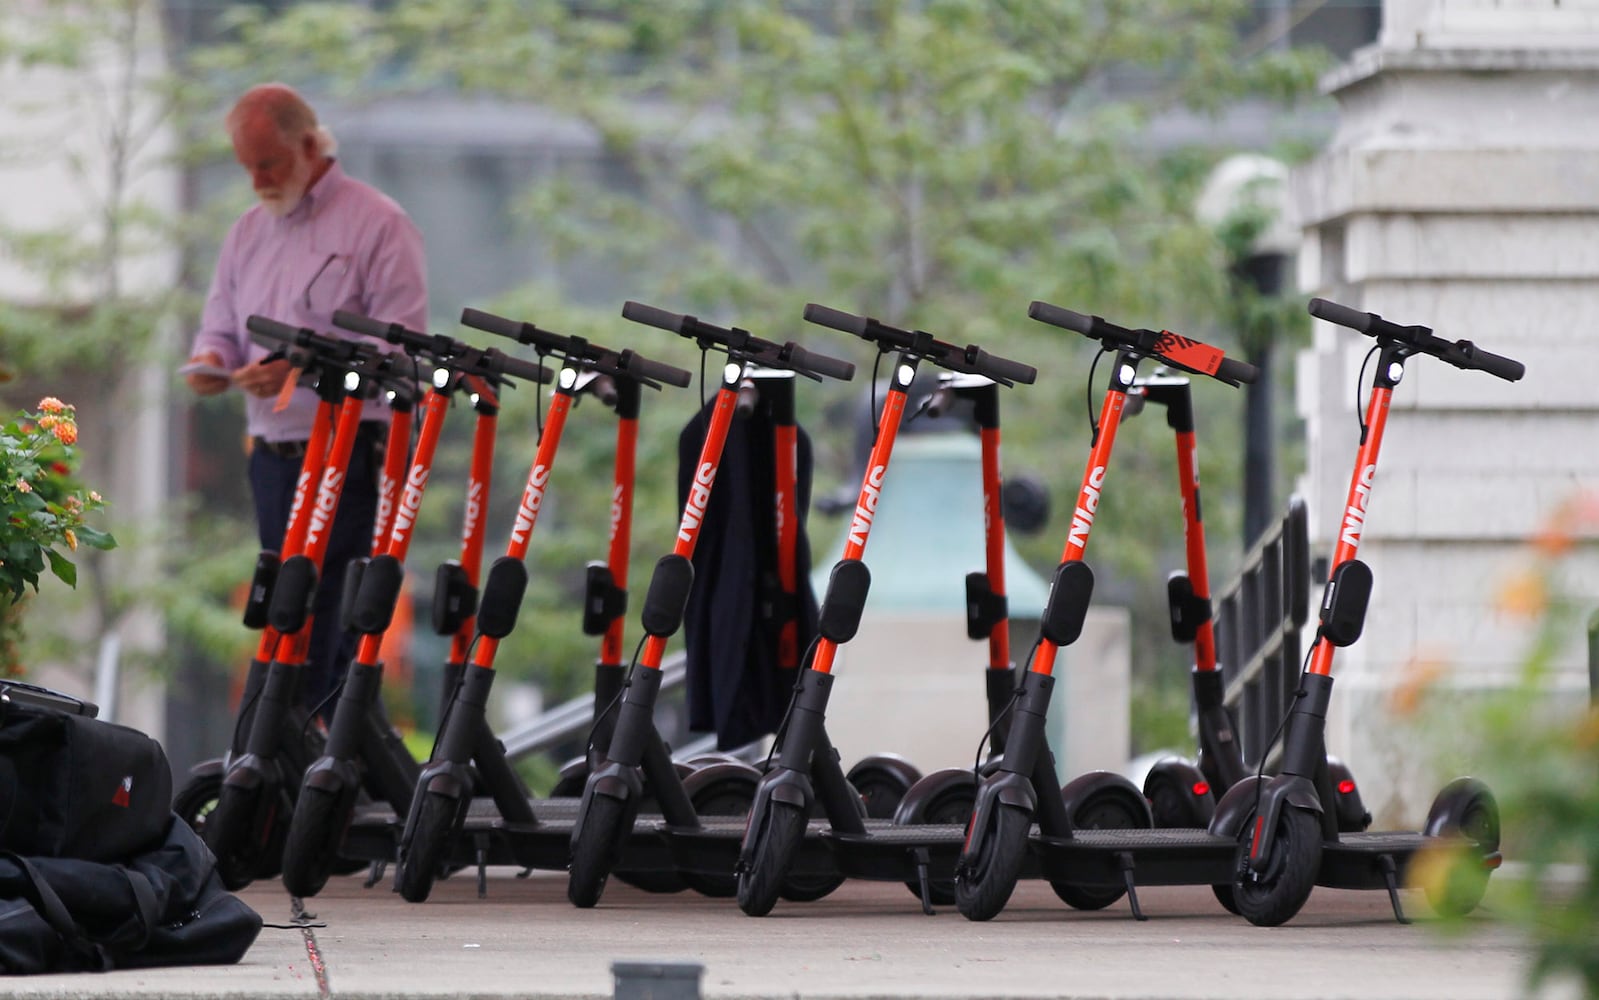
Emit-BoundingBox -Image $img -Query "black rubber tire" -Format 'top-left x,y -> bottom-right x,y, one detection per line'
280,785 -> 342,899
1425,786 -> 1499,917
846,754 -> 922,819
736,800 -> 807,917
1211,882 -> 1241,915
1050,786 -> 1147,910
954,804 -> 1031,922
678,765 -> 760,898
396,792 -> 457,904
1232,808 -> 1322,927
567,793 -> 627,909
173,772 -> 221,840
1145,773 -> 1207,829
893,770 -> 976,906
206,783 -> 264,892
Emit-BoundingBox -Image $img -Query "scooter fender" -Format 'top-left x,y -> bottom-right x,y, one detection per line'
571,761 -> 643,845
1239,774 -> 1321,867
1207,774 -> 1267,840
739,768 -> 814,868
418,759 -> 472,802
962,771 -> 1035,861
220,752 -> 271,792
188,757 -> 226,782
302,754 -> 362,795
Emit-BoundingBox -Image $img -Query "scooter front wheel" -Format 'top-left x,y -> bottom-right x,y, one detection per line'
280,784 -> 343,898
397,792 -> 458,904
1232,807 -> 1321,926
736,800 -> 807,917
206,783 -> 266,891
568,793 -> 627,908
954,803 -> 1031,922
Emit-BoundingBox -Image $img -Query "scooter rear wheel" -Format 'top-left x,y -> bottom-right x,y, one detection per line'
1422,778 -> 1499,917
736,800 -> 807,917
892,768 -> 977,906
954,803 -> 1031,921
1232,807 -> 1321,926
397,792 -> 457,904
846,753 -> 923,819
1051,777 -> 1150,910
679,763 -> 761,898
568,793 -> 626,908
280,784 -> 343,899
173,771 -> 221,839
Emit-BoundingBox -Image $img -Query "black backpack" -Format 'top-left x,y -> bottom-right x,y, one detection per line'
0,682 -> 262,974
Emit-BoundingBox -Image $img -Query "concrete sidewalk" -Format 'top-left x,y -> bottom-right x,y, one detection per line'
0,869 -> 1565,999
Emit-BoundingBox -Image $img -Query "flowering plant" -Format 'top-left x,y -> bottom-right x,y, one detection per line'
0,397 -> 116,604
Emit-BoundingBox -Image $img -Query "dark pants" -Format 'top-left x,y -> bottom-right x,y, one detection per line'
248,424 -> 381,716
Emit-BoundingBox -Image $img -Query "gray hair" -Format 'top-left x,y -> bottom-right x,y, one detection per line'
226,83 -> 338,155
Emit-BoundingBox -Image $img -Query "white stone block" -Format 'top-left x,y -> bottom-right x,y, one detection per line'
1345,214 -> 1599,282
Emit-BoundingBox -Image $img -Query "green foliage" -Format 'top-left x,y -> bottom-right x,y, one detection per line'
1412,496 -> 1599,996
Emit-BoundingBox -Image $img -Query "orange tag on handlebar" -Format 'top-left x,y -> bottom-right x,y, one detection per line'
272,365 -> 301,413
1153,332 -> 1224,376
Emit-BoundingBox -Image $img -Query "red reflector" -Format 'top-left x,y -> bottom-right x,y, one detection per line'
1191,781 -> 1211,797
1338,779 -> 1357,795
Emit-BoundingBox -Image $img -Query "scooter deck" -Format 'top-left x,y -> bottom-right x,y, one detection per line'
1318,830 -> 1434,890
1032,828 -> 1240,888
339,795 -> 678,875
659,815 -> 840,881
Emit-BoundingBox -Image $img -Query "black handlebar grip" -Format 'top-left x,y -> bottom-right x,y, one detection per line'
331,310 -> 394,340
459,307 -> 526,342
965,347 -> 1036,386
621,300 -> 689,335
616,350 -> 693,388
1452,341 -> 1525,382
784,344 -> 857,382
802,303 -> 870,337
1306,297 -> 1375,335
1214,356 -> 1260,385
1027,300 -> 1095,336
245,314 -> 300,342
483,349 -> 550,385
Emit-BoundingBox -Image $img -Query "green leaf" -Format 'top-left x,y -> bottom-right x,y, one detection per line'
45,548 -> 76,588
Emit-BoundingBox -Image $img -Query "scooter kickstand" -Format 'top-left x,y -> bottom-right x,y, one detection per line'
363,859 -> 387,889
1379,854 -> 1410,924
1116,852 -> 1147,921
474,833 -> 491,898
912,848 -> 936,916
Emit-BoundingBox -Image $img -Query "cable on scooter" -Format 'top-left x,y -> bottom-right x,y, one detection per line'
1084,346 -> 1110,443
583,633 -> 650,759
1354,344 -> 1380,446
1248,640 -> 1318,817
760,633 -> 826,774
969,636 -> 1038,782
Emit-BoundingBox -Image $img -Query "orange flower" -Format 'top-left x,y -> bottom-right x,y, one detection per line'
63,529 -> 77,552
36,397 -> 70,414
1390,654 -> 1447,717
1495,568 -> 1547,618
50,421 -> 78,446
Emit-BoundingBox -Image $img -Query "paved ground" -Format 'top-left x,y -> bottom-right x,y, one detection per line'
0,865 -> 1572,999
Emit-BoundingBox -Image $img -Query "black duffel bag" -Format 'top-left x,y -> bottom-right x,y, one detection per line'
0,814 -> 263,973
0,682 -> 171,861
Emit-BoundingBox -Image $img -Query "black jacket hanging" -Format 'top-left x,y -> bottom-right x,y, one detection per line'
677,389 -> 819,750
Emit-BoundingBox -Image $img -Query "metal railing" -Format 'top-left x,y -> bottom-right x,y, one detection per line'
1216,495 -> 1310,768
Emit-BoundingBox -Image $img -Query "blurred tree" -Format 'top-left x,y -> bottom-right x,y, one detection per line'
187,0 -> 1328,740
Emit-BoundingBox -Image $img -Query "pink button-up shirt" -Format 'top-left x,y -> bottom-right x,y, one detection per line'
192,160 -> 428,442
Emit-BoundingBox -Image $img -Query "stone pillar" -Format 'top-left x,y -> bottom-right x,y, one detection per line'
1292,0 -> 1599,825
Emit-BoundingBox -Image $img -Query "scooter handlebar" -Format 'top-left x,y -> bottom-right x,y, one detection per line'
478,347 -> 551,386
1214,356 -> 1261,386
1026,300 -> 1094,336
1308,297 -> 1524,382
777,343 -> 856,382
963,346 -> 1036,386
245,314 -> 308,345
801,302 -> 870,338
620,300 -> 690,335
611,349 -> 693,389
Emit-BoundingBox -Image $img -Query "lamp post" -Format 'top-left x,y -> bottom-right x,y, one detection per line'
1196,154 -> 1296,548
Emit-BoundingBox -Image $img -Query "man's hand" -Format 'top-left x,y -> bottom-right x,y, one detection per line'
184,352 -> 233,396
232,355 -> 294,399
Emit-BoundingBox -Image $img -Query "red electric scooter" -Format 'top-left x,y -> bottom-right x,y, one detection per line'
390,307 -> 696,903
565,301 -> 855,909
278,310 -> 553,898
732,304 -> 1036,917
